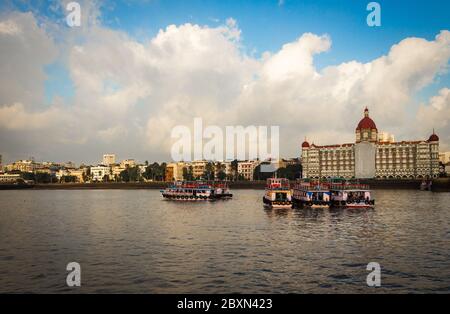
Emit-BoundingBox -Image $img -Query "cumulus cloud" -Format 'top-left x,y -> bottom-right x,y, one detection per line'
416,88 -> 450,150
0,6 -> 449,164
0,11 -> 57,107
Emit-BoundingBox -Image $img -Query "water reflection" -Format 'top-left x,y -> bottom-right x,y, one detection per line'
0,189 -> 449,293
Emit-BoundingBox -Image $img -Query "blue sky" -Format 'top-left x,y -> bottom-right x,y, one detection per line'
98,0 -> 450,63
2,0 -> 448,105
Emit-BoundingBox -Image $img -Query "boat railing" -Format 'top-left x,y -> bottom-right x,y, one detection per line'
294,182 -> 330,190
266,186 -> 291,191
329,183 -> 370,190
170,180 -> 230,190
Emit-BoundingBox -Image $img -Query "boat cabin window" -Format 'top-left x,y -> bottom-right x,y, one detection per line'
275,192 -> 287,201
311,192 -> 324,201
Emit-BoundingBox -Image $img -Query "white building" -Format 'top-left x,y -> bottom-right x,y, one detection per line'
191,160 -> 207,179
215,161 -> 232,178
165,162 -> 186,181
56,168 -> 85,182
5,159 -> 34,172
238,160 -> 260,180
302,108 -> 440,179
111,165 -> 126,181
102,154 -> 116,166
120,159 -> 136,168
91,165 -> 111,182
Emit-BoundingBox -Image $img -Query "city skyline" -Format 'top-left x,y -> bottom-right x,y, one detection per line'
0,0 -> 449,164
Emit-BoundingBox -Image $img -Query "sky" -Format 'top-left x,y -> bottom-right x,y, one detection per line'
0,0 -> 449,165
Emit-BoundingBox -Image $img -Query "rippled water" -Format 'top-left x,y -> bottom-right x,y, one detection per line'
0,189 -> 449,293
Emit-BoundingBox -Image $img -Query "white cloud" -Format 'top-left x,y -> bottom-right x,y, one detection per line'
0,103 -> 61,130
416,88 -> 450,150
0,12 -> 57,107
0,20 -> 22,35
0,7 -> 449,163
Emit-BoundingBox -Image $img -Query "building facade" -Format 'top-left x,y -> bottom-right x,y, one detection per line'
165,162 -> 187,182
56,169 -> 86,183
91,165 -> 111,182
111,165 -> 126,181
5,160 -> 35,173
237,160 -> 260,180
165,161 -> 235,182
103,154 -> 116,166
120,159 -> 136,168
302,108 -> 440,179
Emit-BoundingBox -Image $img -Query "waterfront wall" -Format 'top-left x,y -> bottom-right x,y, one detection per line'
1,179 -> 448,191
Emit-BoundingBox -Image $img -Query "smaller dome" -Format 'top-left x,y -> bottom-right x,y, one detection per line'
302,140 -> 310,148
356,107 -> 377,130
428,131 -> 439,142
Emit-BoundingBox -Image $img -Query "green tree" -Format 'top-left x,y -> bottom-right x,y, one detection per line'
277,164 -> 302,180
231,159 -> 239,181
182,165 -> 194,181
159,162 -> 167,181
145,162 -> 165,181
217,170 -> 226,180
143,165 -> 153,181
62,175 -> 77,183
120,166 -> 140,182
120,169 -> 130,182
102,174 -> 110,182
215,162 -> 226,180
183,166 -> 194,181
35,172 -> 54,183
128,166 -> 140,182
82,167 -> 91,182
203,162 -> 215,180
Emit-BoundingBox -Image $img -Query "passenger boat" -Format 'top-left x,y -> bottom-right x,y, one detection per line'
0,178 -> 34,190
263,178 -> 292,209
292,179 -> 331,208
329,182 -> 375,208
161,181 -> 232,201
212,182 -> 233,199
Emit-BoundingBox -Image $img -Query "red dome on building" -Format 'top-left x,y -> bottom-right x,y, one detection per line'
356,107 -> 377,130
302,140 -> 310,148
428,130 -> 439,142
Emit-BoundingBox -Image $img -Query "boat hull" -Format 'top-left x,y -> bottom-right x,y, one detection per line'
215,193 -> 233,199
161,193 -> 233,201
292,198 -> 330,209
0,183 -> 34,190
263,196 -> 292,209
331,200 -> 375,208
162,194 -> 214,201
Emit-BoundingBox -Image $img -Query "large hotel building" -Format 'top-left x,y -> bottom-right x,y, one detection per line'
301,108 -> 440,179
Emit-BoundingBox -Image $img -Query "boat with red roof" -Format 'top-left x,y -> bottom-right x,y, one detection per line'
329,180 -> 375,208
161,181 -> 232,201
263,178 -> 292,209
292,179 -> 331,208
